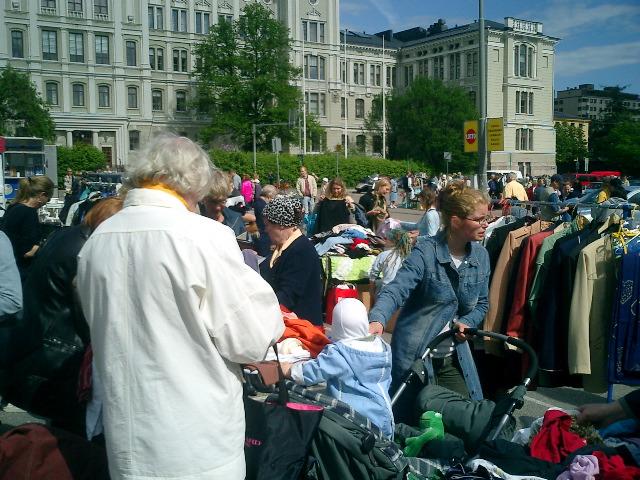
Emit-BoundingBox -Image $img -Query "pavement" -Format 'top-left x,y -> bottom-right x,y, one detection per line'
0,193 -> 632,436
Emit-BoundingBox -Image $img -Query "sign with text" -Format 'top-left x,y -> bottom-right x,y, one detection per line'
487,118 -> 504,152
464,121 -> 478,152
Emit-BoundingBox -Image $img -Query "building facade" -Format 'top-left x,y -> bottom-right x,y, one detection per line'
555,84 -> 640,122
2,0 -> 558,175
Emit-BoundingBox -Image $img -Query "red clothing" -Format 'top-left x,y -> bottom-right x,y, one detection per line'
593,451 -> 640,480
530,410 -> 586,463
279,307 -> 330,357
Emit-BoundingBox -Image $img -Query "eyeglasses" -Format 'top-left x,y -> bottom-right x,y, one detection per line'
460,215 -> 490,226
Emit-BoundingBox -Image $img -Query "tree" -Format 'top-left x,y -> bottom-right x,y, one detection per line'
194,3 -> 302,151
589,85 -> 636,164
555,121 -> 589,167
56,143 -> 106,186
0,66 -> 55,141
605,121 -> 640,175
366,77 -> 478,173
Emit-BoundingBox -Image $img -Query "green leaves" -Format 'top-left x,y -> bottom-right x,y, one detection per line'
193,3 -> 301,151
0,66 -> 55,141
555,122 -> 589,165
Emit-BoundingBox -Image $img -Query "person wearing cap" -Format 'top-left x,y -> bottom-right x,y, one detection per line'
318,177 -> 329,200
259,196 -> 323,326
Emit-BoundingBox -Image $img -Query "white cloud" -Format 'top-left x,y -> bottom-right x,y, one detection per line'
555,41 -> 640,76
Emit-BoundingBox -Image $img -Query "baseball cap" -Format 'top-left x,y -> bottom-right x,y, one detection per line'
322,178 -> 328,182
550,174 -> 564,184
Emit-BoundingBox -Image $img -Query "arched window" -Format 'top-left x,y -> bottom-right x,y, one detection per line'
514,44 -> 534,78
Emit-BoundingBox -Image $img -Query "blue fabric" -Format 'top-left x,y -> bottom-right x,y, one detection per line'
221,207 -> 246,236
608,253 -> 640,385
314,236 -> 353,256
298,338 -> 394,438
341,229 -> 366,240
369,231 -> 489,405
0,232 -> 22,318
400,208 -> 440,242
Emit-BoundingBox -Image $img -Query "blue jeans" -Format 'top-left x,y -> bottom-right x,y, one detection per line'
302,195 -> 315,215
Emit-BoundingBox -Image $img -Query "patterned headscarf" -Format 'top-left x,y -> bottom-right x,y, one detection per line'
262,196 -> 303,227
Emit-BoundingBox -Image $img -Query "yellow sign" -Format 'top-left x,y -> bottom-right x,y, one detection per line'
336,144 -> 342,153
487,118 -> 504,152
464,121 -> 478,152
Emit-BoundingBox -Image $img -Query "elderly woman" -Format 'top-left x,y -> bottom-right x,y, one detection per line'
1,175 -> 55,282
369,182 -> 491,425
359,178 -> 391,232
259,196 -> 323,326
253,184 -> 277,256
3,197 -> 124,436
314,177 -> 355,233
76,133 -> 284,479
201,171 -> 256,237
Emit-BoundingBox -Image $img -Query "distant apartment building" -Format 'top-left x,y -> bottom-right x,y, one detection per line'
553,111 -> 590,146
1,1 -> 559,174
555,84 -> 640,122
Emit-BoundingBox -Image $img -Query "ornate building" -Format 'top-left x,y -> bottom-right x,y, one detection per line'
1,1 -> 559,174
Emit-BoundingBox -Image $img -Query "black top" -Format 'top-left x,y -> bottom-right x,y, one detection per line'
1,203 -> 41,272
260,235 -> 323,326
253,197 -> 273,257
315,199 -> 351,233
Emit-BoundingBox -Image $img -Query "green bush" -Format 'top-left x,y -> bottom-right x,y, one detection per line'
208,150 -> 431,187
56,144 -> 106,188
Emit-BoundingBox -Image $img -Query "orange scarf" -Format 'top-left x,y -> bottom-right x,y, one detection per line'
141,183 -> 190,210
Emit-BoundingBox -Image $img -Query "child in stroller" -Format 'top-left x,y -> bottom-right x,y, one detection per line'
282,298 -> 394,438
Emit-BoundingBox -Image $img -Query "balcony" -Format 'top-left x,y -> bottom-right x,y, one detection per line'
40,7 -> 57,15
94,13 -> 109,21
68,10 -> 84,19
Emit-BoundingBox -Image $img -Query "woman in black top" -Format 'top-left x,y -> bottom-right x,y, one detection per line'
1,176 -> 54,282
259,197 -> 323,326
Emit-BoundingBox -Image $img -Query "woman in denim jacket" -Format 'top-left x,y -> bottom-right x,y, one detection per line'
369,182 -> 491,425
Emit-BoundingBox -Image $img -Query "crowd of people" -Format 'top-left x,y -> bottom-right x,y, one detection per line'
0,138 -> 637,479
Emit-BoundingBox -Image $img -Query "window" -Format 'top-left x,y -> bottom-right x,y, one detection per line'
196,12 -> 210,34
467,52 -> 478,77
72,83 -> 85,106
341,97 -> 347,118
127,86 -> 138,108
152,89 -> 163,111
386,66 -> 395,87
356,135 -> 366,152
69,32 -> 84,62
94,0 -> 107,15
404,65 -> 414,87
451,52 -> 460,79
45,82 -> 59,105
219,14 -> 232,23
95,35 -> 109,64
150,47 -> 164,70
305,92 -> 325,116
148,6 -> 164,29
341,62 -> 346,83
129,130 -> 140,150
469,90 -> 476,105
355,99 -> 364,119
98,85 -> 110,107
304,55 -> 325,80
126,41 -> 136,66
68,0 -> 82,12
516,128 -> 533,151
372,136 -> 382,154
370,65 -> 381,86
42,0 -> 56,7
353,63 -> 364,85
176,91 -> 187,112
302,21 -> 325,43
516,91 -> 534,114
514,44 -> 534,77
173,49 -> 188,72
11,31 -> 24,58
42,30 -> 58,60
172,9 -> 187,32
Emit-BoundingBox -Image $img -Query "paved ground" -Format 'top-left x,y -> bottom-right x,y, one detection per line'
1,194 -> 632,436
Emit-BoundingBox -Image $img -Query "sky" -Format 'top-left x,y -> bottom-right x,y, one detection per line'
340,0 -> 640,94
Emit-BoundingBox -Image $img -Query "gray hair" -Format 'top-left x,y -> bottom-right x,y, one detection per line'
261,184 -> 277,199
509,172 -> 518,181
123,133 -> 215,201
206,169 -> 232,200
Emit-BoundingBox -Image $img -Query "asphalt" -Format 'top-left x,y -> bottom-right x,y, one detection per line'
0,193 -> 633,436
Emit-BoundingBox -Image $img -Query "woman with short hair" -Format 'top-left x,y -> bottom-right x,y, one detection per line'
369,182 -> 491,425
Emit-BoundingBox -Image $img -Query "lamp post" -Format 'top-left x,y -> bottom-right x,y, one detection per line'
477,0 -> 488,192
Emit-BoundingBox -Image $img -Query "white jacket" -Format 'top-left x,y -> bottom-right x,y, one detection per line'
77,189 -> 284,480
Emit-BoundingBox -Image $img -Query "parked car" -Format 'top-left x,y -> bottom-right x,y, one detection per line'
624,186 -> 640,204
355,174 -> 379,193
562,173 -> 598,186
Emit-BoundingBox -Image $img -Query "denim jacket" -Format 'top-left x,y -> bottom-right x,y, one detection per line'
368,231 -> 490,400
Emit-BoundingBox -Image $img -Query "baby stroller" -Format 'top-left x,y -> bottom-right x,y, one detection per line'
391,328 -> 538,458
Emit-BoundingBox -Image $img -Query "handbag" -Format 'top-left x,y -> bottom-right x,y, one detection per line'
325,283 -> 359,325
244,345 -> 323,480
